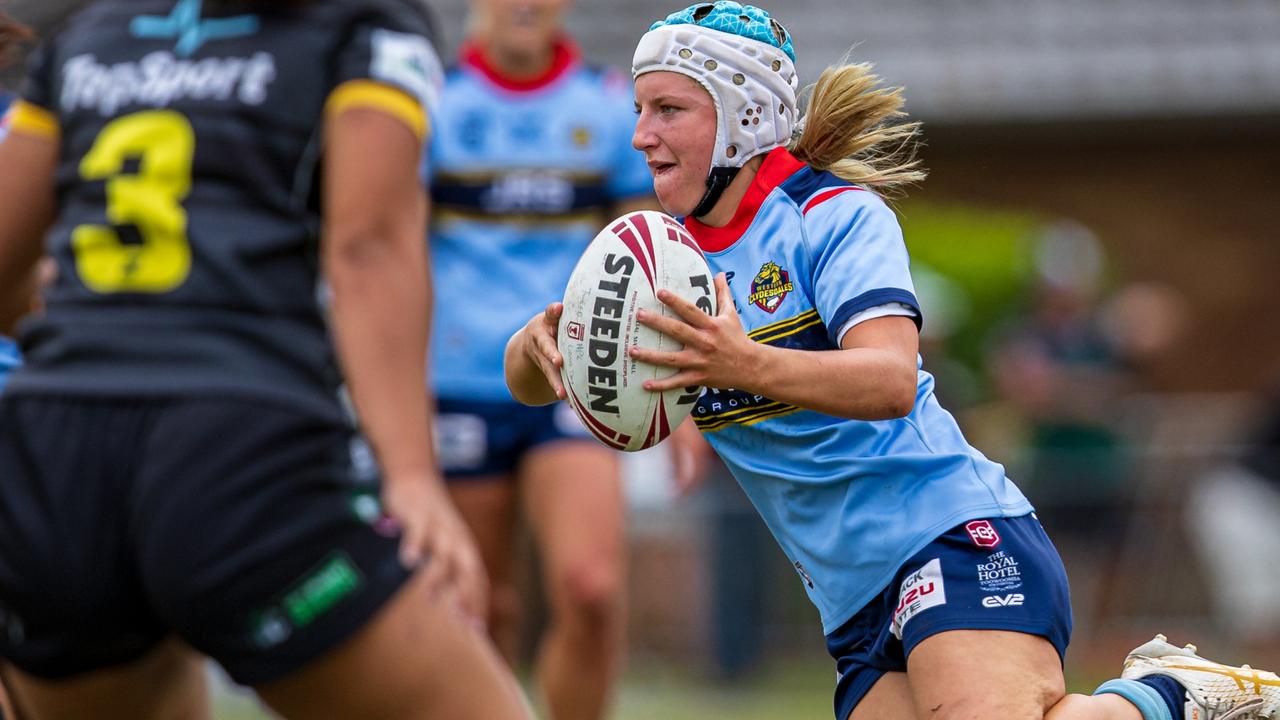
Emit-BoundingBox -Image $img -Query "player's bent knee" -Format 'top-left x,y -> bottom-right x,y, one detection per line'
554,562 -> 621,627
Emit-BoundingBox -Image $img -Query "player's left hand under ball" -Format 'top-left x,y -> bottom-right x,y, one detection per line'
631,273 -> 757,393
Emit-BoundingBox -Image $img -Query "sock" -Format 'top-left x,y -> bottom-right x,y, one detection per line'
1136,676 -> 1187,720
1094,678 -> 1179,720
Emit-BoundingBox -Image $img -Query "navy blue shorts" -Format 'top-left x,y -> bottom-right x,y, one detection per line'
435,398 -> 597,478
826,513 -> 1072,720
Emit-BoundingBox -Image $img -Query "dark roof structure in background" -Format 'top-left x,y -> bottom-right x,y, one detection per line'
7,0 -> 1280,124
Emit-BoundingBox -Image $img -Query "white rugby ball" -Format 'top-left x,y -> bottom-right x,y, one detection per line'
558,210 -> 716,451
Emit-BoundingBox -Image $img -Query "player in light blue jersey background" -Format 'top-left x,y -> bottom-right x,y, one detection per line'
424,1 -> 703,718
507,3 -> 1280,720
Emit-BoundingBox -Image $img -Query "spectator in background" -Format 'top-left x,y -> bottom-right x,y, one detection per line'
424,0 -> 689,718
979,225 -> 1188,637
1188,382 -> 1280,664
981,223 -> 1133,631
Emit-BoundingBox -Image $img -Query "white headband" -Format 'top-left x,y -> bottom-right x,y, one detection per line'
633,23 -> 799,170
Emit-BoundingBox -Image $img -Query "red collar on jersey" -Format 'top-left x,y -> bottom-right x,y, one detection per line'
684,147 -> 807,253
460,37 -> 579,93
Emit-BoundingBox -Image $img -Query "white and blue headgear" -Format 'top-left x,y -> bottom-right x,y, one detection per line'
633,2 -> 798,217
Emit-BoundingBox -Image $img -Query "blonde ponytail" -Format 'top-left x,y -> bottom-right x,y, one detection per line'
788,63 -> 925,198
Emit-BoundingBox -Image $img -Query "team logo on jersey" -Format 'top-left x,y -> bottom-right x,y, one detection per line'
372,29 -> 443,114
130,0 -> 260,58
747,261 -> 794,313
460,110 -> 489,152
965,519 -> 1001,548
571,125 -> 593,148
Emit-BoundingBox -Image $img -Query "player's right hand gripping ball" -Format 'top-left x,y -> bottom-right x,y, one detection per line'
558,210 -> 715,451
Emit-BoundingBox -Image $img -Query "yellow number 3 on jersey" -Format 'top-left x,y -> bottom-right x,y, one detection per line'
72,110 -> 194,294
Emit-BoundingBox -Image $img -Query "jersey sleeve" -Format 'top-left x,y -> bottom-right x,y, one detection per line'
7,40 -> 61,141
805,192 -> 922,347
601,69 -> 653,202
326,6 -> 444,141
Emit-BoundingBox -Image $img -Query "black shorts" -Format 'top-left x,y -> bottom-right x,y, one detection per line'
0,394 -> 411,686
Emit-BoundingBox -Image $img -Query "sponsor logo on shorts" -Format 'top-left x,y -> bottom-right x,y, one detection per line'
250,552 -> 365,648
965,519 -> 1001,548
553,401 -> 592,438
435,413 -> 488,471
891,558 -> 946,639
976,550 -> 1023,592
982,593 -> 1025,608
794,561 -> 814,589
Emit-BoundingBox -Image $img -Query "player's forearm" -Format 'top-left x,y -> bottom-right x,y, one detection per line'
743,343 -> 917,420
0,267 -> 37,337
326,226 -> 436,479
0,134 -> 56,336
504,329 -> 560,406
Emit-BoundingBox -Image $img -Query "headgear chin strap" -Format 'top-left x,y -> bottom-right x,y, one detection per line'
633,2 -> 798,218
690,167 -> 740,218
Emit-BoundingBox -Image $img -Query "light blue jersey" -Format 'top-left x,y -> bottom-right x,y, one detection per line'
0,91 -> 14,143
0,337 -> 19,393
427,40 -> 653,401
685,148 -> 1034,633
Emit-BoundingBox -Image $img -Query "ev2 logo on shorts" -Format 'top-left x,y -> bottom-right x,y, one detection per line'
891,558 -> 946,639
982,593 -> 1025,608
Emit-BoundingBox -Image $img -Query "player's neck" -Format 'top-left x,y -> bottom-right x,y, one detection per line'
477,39 -> 557,82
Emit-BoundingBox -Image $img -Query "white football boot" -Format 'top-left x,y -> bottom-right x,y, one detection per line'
1122,634 -> 1280,720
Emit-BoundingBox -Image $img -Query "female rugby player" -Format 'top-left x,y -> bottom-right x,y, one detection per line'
505,3 -> 1280,719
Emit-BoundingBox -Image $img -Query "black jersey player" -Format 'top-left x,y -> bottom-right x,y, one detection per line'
0,2 -> 529,718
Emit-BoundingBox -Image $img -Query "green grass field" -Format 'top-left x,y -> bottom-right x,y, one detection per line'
214,654 -> 1107,719
214,656 -> 833,720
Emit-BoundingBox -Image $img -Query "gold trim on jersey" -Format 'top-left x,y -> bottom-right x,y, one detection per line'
692,310 -> 824,433
5,100 -> 60,141
747,308 -> 823,345
325,80 -> 428,140
695,402 -> 802,433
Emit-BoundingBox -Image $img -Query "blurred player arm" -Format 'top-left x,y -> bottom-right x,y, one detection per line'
323,86 -> 433,481
0,105 -> 57,336
323,86 -> 487,617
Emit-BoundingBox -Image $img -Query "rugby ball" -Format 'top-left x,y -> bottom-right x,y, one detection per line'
558,210 -> 716,451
